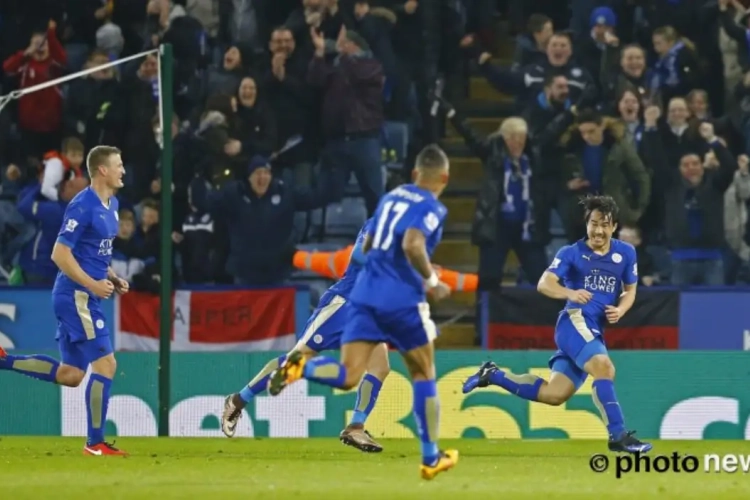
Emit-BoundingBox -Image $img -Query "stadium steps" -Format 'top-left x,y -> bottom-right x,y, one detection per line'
434,323 -> 478,348
446,116 -> 504,138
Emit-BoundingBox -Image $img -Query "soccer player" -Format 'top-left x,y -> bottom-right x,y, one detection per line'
462,195 -> 652,454
267,144 -> 458,480
221,218 -> 391,452
0,145 -> 129,456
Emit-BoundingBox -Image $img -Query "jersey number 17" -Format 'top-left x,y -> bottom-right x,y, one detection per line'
372,201 -> 410,251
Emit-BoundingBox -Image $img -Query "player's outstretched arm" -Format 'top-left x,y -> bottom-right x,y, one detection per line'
51,243 -> 113,298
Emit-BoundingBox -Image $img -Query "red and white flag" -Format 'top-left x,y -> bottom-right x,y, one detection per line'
115,289 -> 297,351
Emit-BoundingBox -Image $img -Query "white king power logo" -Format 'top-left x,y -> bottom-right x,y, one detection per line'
98,237 -> 114,256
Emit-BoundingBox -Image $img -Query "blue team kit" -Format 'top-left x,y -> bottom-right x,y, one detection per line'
547,238 -> 638,389
53,188 -> 119,370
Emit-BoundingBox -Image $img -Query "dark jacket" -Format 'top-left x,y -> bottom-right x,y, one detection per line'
191,172 -> 334,285
308,53 -> 384,140
448,113 -> 544,246
512,34 -> 547,70
599,45 -> 658,109
17,183 -> 63,282
479,58 -> 598,112
561,118 -> 651,226
522,92 -> 576,181
720,9 -> 750,71
662,141 -> 737,250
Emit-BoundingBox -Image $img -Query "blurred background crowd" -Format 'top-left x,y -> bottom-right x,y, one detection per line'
0,0 -> 749,301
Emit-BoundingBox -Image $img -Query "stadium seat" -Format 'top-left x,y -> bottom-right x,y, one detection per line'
381,121 -> 409,171
324,198 -> 367,238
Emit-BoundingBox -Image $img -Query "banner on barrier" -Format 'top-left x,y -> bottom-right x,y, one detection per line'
0,289 -> 114,350
0,351 -> 746,440
485,288 -> 679,349
678,291 -> 750,349
116,289 -> 298,352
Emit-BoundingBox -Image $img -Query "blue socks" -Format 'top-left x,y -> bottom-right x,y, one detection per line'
239,355 -> 286,403
86,373 -> 112,446
592,379 -> 626,438
413,379 -> 440,466
0,354 -> 59,383
351,373 -> 382,425
488,369 -> 542,401
302,356 -> 347,388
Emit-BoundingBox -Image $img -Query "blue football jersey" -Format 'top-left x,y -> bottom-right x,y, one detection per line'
350,184 -> 447,311
547,238 -> 638,327
326,218 -> 373,300
52,187 -> 119,296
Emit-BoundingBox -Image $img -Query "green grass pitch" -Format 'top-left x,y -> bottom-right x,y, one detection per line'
1,438 -> 749,499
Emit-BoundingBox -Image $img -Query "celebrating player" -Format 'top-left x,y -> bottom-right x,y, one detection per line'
221,218 -> 391,452
463,195 -> 652,454
267,144 -> 458,480
0,146 -> 129,456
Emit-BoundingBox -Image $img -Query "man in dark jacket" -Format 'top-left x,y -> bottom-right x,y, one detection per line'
477,31 -> 598,112
16,176 -> 87,284
561,109 -> 651,241
309,27 -> 384,215
523,73 -> 577,243
437,97 -> 547,289
512,13 -> 553,70
663,123 -> 737,285
191,155 -> 336,286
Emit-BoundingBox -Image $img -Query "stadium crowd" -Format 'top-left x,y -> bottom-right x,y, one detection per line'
0,0 -> 748,291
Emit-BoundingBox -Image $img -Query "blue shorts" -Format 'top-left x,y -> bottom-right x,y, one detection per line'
341,301 -> 437,352
53,290 -> 113,370
296,293 -> 348,352
548,309 -> 608,390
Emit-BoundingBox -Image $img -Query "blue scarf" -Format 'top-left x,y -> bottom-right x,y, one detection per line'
652,41 -> 684,89
500,155 -> 533,241
631,122 -> 644,149
536,91 -> 571,111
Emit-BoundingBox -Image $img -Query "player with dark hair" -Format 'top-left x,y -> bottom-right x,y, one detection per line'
267,144 -> 459,479
0,145 -> 129,456
462,195 -> 652,454
220,218 -> 391,453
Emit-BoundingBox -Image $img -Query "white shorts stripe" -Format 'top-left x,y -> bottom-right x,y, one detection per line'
295,295 -> 346,349
418,302 -> 437,343
568,309 -> 595,342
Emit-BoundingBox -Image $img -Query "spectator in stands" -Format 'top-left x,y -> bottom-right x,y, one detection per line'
477,31 -> 597,112
121,53 -> 159,201
2,20 -> 67,162
190,155 -> 338,286
561,109 -> 651,240
663,123 -> 737,285
130,198 -> 163,292
651,27 -> 701,106
512,14 -> 553,69
173,180 -> 216,284
112,210 -> 146,282
197,93 -> 246,187
40,137 -> 85,201
718,0 -> 750,72
261,26 -> 316,185
0,164 -> 37,271
660,97 -> 704,171
352,1 -> 398,91
614,91 -> 669,239
309,27 -> 384,215
618,224 -> 656,286
577,6 -> 618,85
440,94 -> 546,289
198,44 -> 252,110
724,153 -> 750,284
16,176 -> 88,285
63,50 -> 125,149
687,89 -> 711,120
601,42 -> 655,109
146,0 -> 187,46
522,73 -> 576,244
233,77 -> 277,162
287,0 -> 347,62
